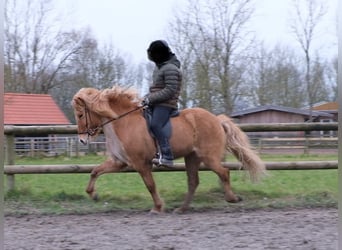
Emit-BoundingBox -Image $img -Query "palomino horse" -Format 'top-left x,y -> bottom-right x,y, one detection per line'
72,86 -> 266,213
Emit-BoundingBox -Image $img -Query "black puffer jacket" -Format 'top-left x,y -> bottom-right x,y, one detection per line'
147,55 -> 182,109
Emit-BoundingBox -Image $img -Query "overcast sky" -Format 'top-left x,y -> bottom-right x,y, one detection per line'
58,0 -> 338,62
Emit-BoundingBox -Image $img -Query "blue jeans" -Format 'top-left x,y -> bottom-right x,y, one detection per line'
149,105 -> 174,160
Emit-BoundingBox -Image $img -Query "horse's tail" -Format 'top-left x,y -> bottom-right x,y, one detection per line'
217,114 -> 266,182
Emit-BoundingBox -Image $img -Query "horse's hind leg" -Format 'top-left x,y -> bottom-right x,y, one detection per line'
203,157 -> 241,203
174,153 -> 200,213
86,158 -> 126,200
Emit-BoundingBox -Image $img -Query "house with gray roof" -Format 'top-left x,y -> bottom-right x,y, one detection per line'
230,105 -> 334,137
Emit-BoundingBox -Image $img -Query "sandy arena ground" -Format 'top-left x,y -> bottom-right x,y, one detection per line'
4,208 -> 338,250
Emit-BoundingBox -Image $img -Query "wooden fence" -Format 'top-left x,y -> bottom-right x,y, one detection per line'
257,137 -> 338,154
3,122 -> 338,191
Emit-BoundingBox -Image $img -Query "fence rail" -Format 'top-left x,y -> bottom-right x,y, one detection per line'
7,135 -> 337,158
3,122 -> 338,191
257,137 -> 338,152
4,122 -> 338,135
9,136 -> 106,157
238,122 -> 338,132
4,161 -> 338,174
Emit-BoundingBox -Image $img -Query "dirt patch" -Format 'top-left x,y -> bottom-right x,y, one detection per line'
4,208 -> 337,250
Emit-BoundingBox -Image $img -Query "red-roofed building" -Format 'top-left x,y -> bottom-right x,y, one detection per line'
4,93 -> 70,125
312,101 -> 338,111
5,93 -> 72,155
312,102 -> 338,122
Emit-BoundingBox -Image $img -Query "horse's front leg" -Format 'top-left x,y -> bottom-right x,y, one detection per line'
86,158 -> 126,200
137,166 -> 164,214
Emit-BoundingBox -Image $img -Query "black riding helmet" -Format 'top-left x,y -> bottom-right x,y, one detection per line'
147,40 -> 172,64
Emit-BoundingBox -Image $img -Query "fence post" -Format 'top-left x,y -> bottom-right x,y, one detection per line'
75,137 -> 79,157
67,137 -> 72,157
30,138 -> 35,157
6,134 -> 16,191
304,137 -> 309,155
258,138 -> 262,152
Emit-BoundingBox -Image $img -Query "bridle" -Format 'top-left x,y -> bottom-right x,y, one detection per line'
78,104 -> 144,136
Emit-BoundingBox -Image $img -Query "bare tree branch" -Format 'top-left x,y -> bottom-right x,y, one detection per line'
289,0 -> 328,111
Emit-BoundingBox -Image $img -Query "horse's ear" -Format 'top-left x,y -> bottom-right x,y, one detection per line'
72,96 -> 84,106
76,97 -> 85,105
71,96 -> 85,111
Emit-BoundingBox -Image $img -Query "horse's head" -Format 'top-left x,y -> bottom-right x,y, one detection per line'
72,86 -> 141,145
72,88 -> 104,145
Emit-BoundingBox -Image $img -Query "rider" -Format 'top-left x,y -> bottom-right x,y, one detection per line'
142,40 -> 182,168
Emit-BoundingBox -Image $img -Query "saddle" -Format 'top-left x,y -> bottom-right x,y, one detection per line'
143,107 -> 179,138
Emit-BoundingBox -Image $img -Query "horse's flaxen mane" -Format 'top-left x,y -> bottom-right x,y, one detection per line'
73,86 -> 141,118
102,85 -> 140,107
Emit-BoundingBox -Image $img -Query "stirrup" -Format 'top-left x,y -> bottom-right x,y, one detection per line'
152,157 -> 174,168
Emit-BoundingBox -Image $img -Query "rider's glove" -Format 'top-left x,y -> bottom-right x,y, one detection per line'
141,97 -> 150,107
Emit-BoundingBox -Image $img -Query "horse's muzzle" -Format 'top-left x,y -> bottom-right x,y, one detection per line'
79,136 -> 88,145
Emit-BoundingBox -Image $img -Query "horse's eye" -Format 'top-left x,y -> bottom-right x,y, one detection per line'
78,114 -> 84,119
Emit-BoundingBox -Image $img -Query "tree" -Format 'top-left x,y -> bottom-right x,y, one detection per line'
52,30 -> 144,122
63,31 -> 131,89
4,0 -> 146,122
251,44 -> 305,108
289,0 -> 328,111
310,55 -> 330,102
4,0 -> 87,94
168,0 -> 255,114
328,56 -> 338,101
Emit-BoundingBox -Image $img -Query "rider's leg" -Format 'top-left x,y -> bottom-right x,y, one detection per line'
149,105 -> 174,167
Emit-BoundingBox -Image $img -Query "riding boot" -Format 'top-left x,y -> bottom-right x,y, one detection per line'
152,138 -> 174,168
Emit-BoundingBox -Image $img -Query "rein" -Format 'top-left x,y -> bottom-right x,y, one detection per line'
79,105 -> 144,136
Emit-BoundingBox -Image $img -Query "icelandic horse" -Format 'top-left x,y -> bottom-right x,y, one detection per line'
72,86 -> 266,214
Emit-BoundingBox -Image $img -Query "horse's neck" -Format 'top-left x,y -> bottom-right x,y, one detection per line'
101,117 -> 131,164
102,111 -> 144,138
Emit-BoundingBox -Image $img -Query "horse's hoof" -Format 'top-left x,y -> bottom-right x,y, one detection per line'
92,193 -> 99,202
149,209 -> 162,216
227,195 -> 243,203
173,208 -> 186,214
